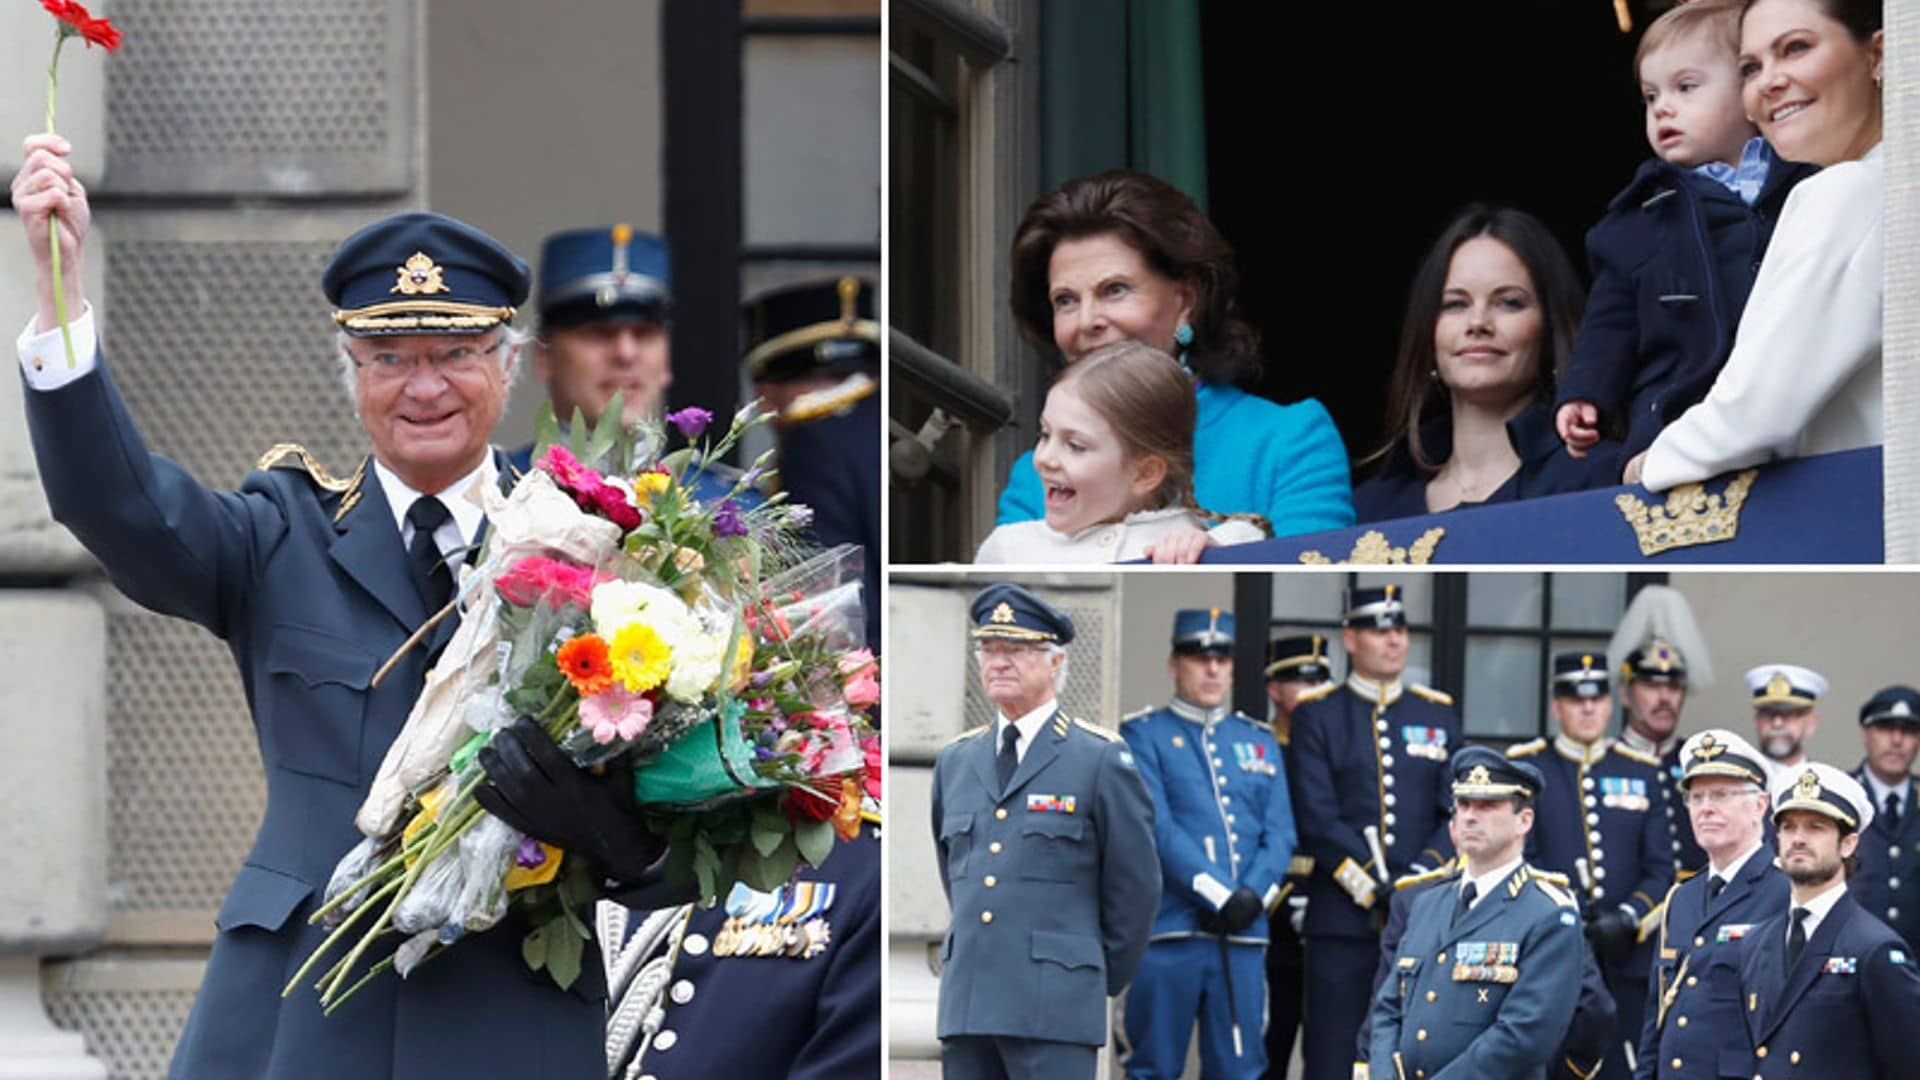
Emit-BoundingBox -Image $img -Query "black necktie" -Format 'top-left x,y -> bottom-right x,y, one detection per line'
1453,882 -> 1477,927
406,496 -> 454,613
1786,906 -> 1810,971
1887,792 -> 1902,832
1708,875 -> 1726,902
996,725 -> 1021,791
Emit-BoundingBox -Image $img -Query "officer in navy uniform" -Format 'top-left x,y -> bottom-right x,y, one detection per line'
1747,664 -> 1829,784
1368,747 -> 1585,1079
1736,762 -> 1920,1079
1120,609 -> 1297,1079
1617,640 -> 1706,877
741,277 -> 880,647
932,584 -> 1162,1080
1509,653 -> 1674,1080
1290,585 -> 1461,1080
12,141 -> 616,1080
1850,686 -> 1920,948
1635,729 -> 1788,1080
1261,633 -> 1330,1079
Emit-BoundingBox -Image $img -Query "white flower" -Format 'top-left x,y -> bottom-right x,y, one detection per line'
589,579 -> 726,703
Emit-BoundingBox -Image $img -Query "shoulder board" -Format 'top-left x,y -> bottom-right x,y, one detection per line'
1527,870 -> 1578,910
1611,742 -> 1661,767
1675,865 -> 1702,882
943,724 -> 990,747
1408,684 -> 1453,706
784,373 -> 877,424
1507,738 -> 1548,758
257,443 -> 354,493
1529,867 -> 1571,887
1395,863 -> 1460,891
1121,705 -> 1157,724
1072,717 -> 1123,743
1295,682 -> 1339,704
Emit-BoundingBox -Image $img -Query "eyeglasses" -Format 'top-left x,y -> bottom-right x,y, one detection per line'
973,642 -> 1049,662
1684,787 -> 1762,808
353,337 -> 503,384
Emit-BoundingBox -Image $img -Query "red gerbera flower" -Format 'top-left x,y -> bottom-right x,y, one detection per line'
42,0 -> 121,51
555,634 -> 616,697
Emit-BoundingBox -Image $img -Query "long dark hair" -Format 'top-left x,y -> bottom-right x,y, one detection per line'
1743,0 -> 1881,40
1008,170 -> 1261,384
1367,204 -> 1587,471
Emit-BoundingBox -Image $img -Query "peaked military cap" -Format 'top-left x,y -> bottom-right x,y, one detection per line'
1771,761 -> 1873,834
743,276 -> 878,383
325,211 -> 528,336
1451,745 -> 1543,800
1622,638 -> 1688,684
538,223 -> 671,329
1677,729 -> 1769,790
1860,685 -> 1920,728
1265,633 -> 1330,682
1345,584 -> 1407,629
1171,608 -> 1234,656
1551,651 -> 1610,699
969,583 -> 1074,645
1746,663 -> 1827,711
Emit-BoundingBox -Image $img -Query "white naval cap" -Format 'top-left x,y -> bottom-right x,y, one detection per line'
1745,664 -> 1828,711
1770,761 -> 1873,835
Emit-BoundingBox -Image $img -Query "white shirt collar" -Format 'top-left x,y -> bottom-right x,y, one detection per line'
371,454 -> 495,557
1861,769 -> 1911,814
1460,854 -> 1526,912
1621,726 -> 1677,760
995,699 -> 1058,764
1554,733 -> 1610,766
1169,696 -> 1230,726
1789,876 -> 1848,944
1707,838 -> 1766,884
1347,673 -> 1403,705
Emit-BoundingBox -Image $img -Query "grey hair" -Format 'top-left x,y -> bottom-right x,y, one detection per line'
333,324 -> 529,412
1049,643 -> 1070,694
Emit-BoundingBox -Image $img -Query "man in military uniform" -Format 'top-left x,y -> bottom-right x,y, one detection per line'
1635,729 -> 1787,1080
1368,747 -> 1584,1079
741,277 -> 880,647
1617,639 -> 1705,876
1290,585 -> 1460,1080
1261,633 -> 1330,1079
13,134 -> 624,1076
1849,686 -> 1920,948
1736,762 -> 1920,1079
931,584 -> 1161,1080
1747,664 -> 1828,782
1120,609 -> 1297,1079
1509,653 -> 1674,1080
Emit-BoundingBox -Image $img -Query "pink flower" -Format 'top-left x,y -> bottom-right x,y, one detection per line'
844,671 -> 880,708
837,648 -> 876,680
588,483 -> 643,531
539,445 -> 596,494
495,556 -> 604,609
580,687 -> 654,745
862,734 -> 882,801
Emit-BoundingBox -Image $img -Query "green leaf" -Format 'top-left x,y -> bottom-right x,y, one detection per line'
531,404 -> 562,467
588,392 -> 623,468
750,819 -> 786,857
547,924 -> 584,990
694,834 -> 719,904
794,819 -> 835,868
567,406 -> 592,459
521,924 -> 549,972
764,836 -> 798,884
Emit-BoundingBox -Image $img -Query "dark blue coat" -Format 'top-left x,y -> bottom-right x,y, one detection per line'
1736,889 -> 1920,1079
1635,845 -> 1789,1080
1558,156 -> 1817,460
25,360 -> 606,1079
1649,741 -> 1706,877
775,390 -> 880,649
1353,402 -> 1626,524
1288,678 -> 1460,941
1848,767 -> 1920,949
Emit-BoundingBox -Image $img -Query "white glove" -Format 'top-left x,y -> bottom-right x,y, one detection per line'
1288,894 -> 1308,936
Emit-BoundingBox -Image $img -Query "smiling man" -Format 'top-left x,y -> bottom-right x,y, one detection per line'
1849,686 -> 1920,947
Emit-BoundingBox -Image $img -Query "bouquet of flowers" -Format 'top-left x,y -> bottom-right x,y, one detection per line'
283,399 -> 880,1011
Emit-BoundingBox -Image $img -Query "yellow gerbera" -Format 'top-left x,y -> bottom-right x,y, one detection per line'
634,470 -> 673,504
609,621 -> 673,693
727,634 -> 754,692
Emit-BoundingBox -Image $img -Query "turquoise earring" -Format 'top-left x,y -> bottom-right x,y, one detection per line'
1174,322 -> 1195,374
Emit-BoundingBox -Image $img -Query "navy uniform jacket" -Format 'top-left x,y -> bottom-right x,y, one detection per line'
1848,767 -> 1920,948
1645,741 -> 1706,877
26,361 -> 606,1078
1511,737 -> 1675,978
1368,864 -> 1584,1079
774,389 -> 880,649
1736,889 -> 1920,1079
1120,705 -> 1296,941
931,708 -> 1162,1047
1635,847 -> 1789,1080
1353,402 -> 1626,524
1363,865 -> 1616,1079
1290,677 -> 1460,940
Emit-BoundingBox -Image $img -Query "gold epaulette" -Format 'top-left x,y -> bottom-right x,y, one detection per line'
1072,717 -> 1122,742
1507,738 -> 1548,758
943,724 -> 990,747
257,443 -> 354,492
1529,867 -> 1571,888
783,373 -> 877,424
1527,869 -> 1578,909
1296,682 -> 1339,704
1611,742 -> 1661,767
1287,855 -> 1315,878
1408,684 -> 1453,706
1395,860 -> 1460,890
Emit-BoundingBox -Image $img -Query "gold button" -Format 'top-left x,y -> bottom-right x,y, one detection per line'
984,875 -> 997,888
989,842 -> 1003,854
1416,1029 -> 1427,1042
1694,936 -> 1706,947
1671,1061 -> 1682,1071
1676,1016 -> 1688,1028
981,911 -> 993,924
1437,953 -> 1447,964
995,808 -> 1008,820
1686,976 -> 1698,987
1791,1051 -> 1801,1065
1756,1046 -> 1767,1059
1425,991 -> 1437,1002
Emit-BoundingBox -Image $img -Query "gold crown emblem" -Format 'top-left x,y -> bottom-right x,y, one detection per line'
1693,733 -> 1725,761
1467,764 -> 1492,786
1299,528 -> 1446,565
1794,770 -> 1823,801
1766,672 -> 1792,699
989,602 -> 1016,625
391,252 -> 450,296
1614,469 -> 1758,557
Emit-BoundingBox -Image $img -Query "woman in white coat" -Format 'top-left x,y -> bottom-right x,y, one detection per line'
1627,0 -> 1883,491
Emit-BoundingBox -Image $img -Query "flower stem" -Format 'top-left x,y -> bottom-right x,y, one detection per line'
280,871 -> 407,998
45,32 -> 76,369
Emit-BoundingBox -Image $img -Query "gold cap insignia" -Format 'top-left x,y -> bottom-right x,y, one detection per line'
1468,764 -> 1492,786
1767,672 -> 1792,699
1582,654 -> 1594,670
837,276 -> 860,327
392,252 -> 450,296
1311,634 -> 1324,658
989,602 -> 1016,625
1694,733 -> 1725,761
1385,584 -> 1397,599
1794,770 -> 1822,801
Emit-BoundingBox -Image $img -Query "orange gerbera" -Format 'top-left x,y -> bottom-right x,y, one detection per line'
556,634 -> 615,696
832,777 -> 863,841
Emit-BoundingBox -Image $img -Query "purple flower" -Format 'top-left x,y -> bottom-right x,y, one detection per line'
713,499 -> 749,538
787,506 -> 814,529
666,406 -> 713,439
515,837 -> 547,869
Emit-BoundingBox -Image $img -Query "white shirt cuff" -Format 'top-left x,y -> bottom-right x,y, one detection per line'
17,304 -> 98,390
1192,873 -> 1233,909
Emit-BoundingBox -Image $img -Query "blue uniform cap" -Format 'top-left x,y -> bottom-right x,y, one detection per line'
743,276 -> 879,382
1551,652 -> 1610,699
1264,633 -> 1330,682
1171,608 -> 1234,656
1451,745 -> 1542,800
324,211 -> 529,337
1345,584 -> 1407,629
1621,638 -> 1688,685
1860,685 -> 1920,728
538,224 -> 671,329
969,583 -> 1075,645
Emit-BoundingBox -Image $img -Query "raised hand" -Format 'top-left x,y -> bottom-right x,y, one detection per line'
10,133 -> 91,332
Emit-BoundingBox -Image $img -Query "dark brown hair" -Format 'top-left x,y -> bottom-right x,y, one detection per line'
1742,0 -> 1881,41
1009,170 -> 1261,384
1367,205 -> 1587,471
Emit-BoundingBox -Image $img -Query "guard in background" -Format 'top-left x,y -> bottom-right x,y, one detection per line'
1747,664 -> 1828,782
1635,730 -> 1787,1080
1261,634 -> 1329,1079
1290,585 -> 1460,1080
1736,763 -> 1920,1079
1618,639 -> 1706,876
1850,686 -> 1920,948
1120,610 -> 1297,1079
1510,653 -> 1674,1080
742,277 -> 880,646
1367,748 -> 1583,1079
931,584 -> 1161,1080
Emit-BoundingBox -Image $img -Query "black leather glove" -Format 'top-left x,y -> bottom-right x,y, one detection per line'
1220,886 -> 1264,933
1196,906 -> 1228,935
474,716 -> 666,888
1584,906 -> 1638,961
